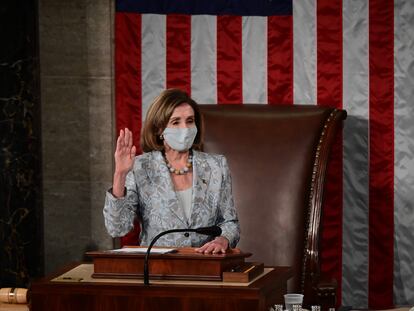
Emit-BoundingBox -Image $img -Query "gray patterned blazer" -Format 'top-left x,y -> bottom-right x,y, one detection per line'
103,150 -> 240,248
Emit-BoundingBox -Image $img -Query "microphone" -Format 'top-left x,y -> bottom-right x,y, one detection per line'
143,225 -> 222,285
194,225 -> 222,236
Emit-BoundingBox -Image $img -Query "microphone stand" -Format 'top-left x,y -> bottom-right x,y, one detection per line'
143,226 -> 222,285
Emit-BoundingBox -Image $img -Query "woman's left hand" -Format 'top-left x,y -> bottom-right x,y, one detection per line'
196,236 -> 229,254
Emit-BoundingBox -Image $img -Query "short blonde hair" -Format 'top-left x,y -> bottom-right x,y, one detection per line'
141,89 -> 204,152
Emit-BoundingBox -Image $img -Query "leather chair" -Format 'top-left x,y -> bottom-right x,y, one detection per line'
199,104 -> 347,310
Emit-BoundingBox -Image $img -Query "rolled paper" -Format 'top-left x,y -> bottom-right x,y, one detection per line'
0,288 -> 28,304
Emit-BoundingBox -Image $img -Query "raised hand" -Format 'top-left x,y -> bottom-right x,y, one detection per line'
112,128 -> 136,197
114,128 -> 136,175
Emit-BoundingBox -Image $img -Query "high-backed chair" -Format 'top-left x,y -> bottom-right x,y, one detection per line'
199,104 -> 346,309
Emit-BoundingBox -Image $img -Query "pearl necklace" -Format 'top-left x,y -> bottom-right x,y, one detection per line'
164,151 -> 193,175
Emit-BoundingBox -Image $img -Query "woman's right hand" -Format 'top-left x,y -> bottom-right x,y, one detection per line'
115,128 -> 136,175
112,128 -> 136,197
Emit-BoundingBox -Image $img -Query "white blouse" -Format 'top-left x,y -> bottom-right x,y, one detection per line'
176,187 -> 192,222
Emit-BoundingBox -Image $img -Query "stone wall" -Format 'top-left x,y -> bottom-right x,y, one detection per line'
39,0 -> 115,274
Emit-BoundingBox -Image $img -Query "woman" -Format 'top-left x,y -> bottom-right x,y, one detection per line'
103,89 -> 240,254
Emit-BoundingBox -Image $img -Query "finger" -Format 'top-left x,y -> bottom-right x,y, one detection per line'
203,244 -> 216,254
130,145 -> 136,159
116,133 -> 122,149
195,242 -> 211,253
214,237 -> 229,251
195,244 -> 208,253
127,129 -> 133,148
124,128 -> 130,148
216,246 -> 226,254
116,130 -> 124,150
210,243 -> 224,254
209,245 -> 220,254
209,240 -> 227,254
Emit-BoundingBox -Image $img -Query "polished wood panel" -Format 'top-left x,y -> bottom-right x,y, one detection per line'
222,262 -> 264,282
30,263 -> 292,311
86,247 -> 251,281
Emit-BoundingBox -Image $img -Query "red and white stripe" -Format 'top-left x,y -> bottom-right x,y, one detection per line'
115,1 -> 414,308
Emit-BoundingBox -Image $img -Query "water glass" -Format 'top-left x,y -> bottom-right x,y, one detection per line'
284,294 -> 304,311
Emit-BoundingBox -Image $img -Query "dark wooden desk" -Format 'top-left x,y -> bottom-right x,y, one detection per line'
30,263 -> 292,311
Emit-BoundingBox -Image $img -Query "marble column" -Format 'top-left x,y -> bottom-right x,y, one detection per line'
0,0 -> 43,286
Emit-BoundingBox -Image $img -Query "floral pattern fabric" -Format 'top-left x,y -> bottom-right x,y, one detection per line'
103,150 -> 240,248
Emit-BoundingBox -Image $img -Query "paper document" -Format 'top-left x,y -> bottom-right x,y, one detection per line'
110,247 -> 176,254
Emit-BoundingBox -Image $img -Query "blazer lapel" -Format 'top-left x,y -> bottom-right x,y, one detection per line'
190,151 -> 211,226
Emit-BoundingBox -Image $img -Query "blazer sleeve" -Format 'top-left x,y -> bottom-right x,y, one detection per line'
217,155 -> 240,248
103,168 -> 139,237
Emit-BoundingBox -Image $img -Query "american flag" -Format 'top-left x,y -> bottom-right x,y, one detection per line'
115,0 -> 414,308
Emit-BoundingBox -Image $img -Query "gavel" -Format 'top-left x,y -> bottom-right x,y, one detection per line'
0,288 -> 28,304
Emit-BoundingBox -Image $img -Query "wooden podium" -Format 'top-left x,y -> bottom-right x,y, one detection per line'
30,248 -> 293,311
87,247 -> 261,282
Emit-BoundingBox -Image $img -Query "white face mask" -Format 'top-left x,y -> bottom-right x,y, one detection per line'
163,127 -> 198,152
